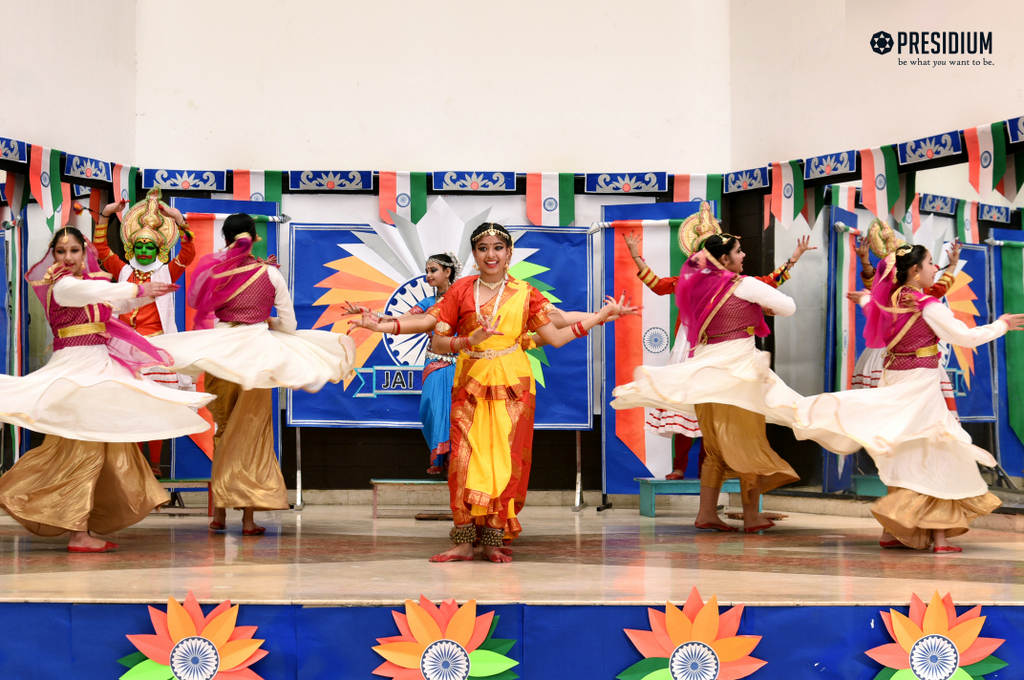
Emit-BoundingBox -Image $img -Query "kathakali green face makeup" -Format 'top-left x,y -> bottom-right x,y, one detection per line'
134,240 -> 159,266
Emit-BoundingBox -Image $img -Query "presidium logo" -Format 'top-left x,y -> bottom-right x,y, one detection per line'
870,29 -> 994,65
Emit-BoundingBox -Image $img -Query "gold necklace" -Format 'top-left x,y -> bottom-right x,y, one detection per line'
478,276 -> 505,290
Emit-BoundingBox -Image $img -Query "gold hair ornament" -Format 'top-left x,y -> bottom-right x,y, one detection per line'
678,202 -> 723,256
867,218 -> 907,259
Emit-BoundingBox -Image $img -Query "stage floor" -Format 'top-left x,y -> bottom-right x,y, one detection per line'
2,504 -> 1023,607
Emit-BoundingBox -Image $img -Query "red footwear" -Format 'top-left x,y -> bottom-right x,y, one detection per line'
209,521 -> 226,532
68,541 -> 118,553
879,539 -> 906,549
430,553 -> 474,563
242,526 -> 266,536
694,521 -> 739,532
933,545 -> 963,554
665,472 -> 684,480
744,521 -> 776,534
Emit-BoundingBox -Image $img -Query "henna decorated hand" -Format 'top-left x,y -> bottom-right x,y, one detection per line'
99,200 -> 127,221
469,316 -> 503,344
158,204 -> 186,227
140,281 -> 179,298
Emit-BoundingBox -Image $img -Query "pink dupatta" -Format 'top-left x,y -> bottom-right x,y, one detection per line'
26,237 -> 173,376
187,235 -> 265,330
864,254 -> 939,349
675,251 -> 770,350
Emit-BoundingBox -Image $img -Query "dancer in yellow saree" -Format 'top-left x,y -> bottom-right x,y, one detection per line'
349,222 -> 630,562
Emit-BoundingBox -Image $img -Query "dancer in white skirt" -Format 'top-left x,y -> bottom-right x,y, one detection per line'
0,227 -> 213,552
612,234 -> 854,532
621,206 -> 813,479
151,214 -> 355,535
798,244 -> 1023,553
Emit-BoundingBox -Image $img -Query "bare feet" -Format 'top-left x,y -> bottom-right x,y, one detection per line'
932,529 -> 961,553
241,508 -> 264,534
482,545 -> 512,563
150,464 -> 162,477
67,531 -> 111,550
430,543 -> 474,562
212,508 -> 227,526
743,513 -> 775,531
665,469 -> 685,480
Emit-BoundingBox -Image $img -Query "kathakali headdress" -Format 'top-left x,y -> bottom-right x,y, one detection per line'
867,218 -> 907,259
678,201 -> 722,256
120,188 -> 179,263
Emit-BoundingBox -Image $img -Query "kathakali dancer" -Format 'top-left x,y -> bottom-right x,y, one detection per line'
150,214 -> 356,535
797,244 -> 1022,553
94,188 -> 196,475
620,202 -> 813,479
349,222 -> 632,562
0,227 -> 212,552
611,232 -> 853,533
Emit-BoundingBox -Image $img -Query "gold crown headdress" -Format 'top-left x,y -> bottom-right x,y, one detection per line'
867,218 -> 907,259
119,188 -> 179,264
471,222 -> 512,244
679,202 -> 723,256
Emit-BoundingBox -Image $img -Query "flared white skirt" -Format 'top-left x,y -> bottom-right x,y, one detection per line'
645,335 -> 702,438
151,321 -> 355,392
0,345 -> 213,442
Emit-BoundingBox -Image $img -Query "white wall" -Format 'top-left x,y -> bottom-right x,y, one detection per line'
729,0 -> 1024,170
133,0 -> 732,170
0,0 -> 136,161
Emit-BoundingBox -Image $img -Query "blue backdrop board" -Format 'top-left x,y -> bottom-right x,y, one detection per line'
992,227 -> 1024,475
168,198 -> 281,481
286,223 -> 593,429
601,201 -> 704,495
942,243 -> 996,421
0,224 -> 7,378
1,599 -> 1023,680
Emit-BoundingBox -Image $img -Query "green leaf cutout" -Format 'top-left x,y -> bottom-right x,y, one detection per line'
468,648 -> 519,677
526,351 -> 546,388
616,656 -> 670,680
509,261 -> 550,280
962,655 -> 1009,677
117,652 -> 148,669
478,638 -> 516,656
119,658 -> 175,680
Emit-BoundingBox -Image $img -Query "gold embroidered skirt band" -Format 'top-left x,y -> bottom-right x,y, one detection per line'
57,322 -> 107,339
888,344 -> 939,359
461,345 -> 518,360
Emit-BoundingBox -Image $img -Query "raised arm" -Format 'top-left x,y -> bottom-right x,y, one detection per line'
52,275 -> 176,308
267,266 -> 297,333
94,200 -> 128,277
734,277 -> 796,317
922,304 -> 1021,348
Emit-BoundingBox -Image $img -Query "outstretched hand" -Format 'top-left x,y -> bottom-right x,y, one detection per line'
790,235 -> 817,264
158,203 -> 186,227
140,281 -> 180,298
946,239 -> 962,268
999,313 -> 1024,331
855,235 -> 871,261
601,293 -> 642,322
469,315 -> 504,344
622,231 -> 642,257
846,290 -> 869,305
99,199 -> 127,220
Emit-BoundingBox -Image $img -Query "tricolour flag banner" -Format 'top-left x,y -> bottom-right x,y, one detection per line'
956,199 -> 979,244
112,163 -> 138,218
233,170 -> 283,203
526,172 -> 575,226
802,186 -> 825,228
965,122 -> 1006,200
900,193 -> 921,235
831,185 -> 858,212
834,227 -> 860,390
859,145 -> 899,220
29,145 -> 64,231
89,188 -> 107,221
891,171 -> 916,221
378,171 -> 427,224
996,153 -> 1024,203
58,183 -> 71,227
607,218 -> 684,475
1001,241 -> 1024,443
4,172 -> 30,217
672,173 -> 723,214
770,160 -> 805,229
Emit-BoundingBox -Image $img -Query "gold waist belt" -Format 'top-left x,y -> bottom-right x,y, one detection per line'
890,344 -> 939,358
57,322 -> 106,338
462,345 -> 518,360
705,326 -> 756,342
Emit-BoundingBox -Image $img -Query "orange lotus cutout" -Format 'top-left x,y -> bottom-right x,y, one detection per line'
119,590 -> 267,680
372,596 -> 518,680
865,591 -> 1006,680
619,587 -> 765,680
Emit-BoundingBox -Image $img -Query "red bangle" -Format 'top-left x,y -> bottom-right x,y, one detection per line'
455,337 -> 470,351
393,319 -> 401,335
572,321 -> 588,338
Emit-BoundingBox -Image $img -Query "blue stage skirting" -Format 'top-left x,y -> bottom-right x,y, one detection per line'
3,601 -> 1024,679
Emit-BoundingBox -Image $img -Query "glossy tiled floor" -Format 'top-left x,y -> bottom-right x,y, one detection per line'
2,505 -> 1023,606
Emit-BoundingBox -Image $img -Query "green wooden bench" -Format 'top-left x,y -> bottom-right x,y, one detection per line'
634,477 -> 757,518
370,478 -> 447,519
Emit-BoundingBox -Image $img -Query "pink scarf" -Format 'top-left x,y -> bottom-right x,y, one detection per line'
675,251 -> 769,349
